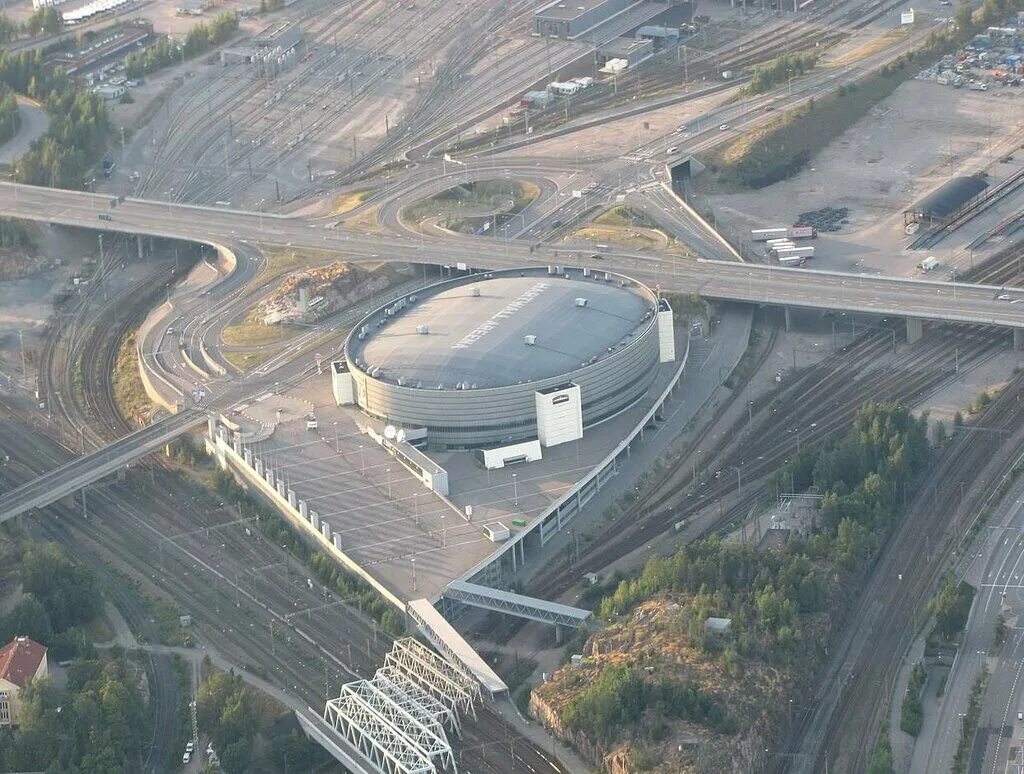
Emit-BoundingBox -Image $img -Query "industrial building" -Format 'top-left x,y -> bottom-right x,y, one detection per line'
598,36 -> 654,67
533,0 -> 637,38
252,21 -> 304,77
337,267 -> 673,450
904,175 -> 990,225
50,20 -> 153,77
534,0 -> 688,39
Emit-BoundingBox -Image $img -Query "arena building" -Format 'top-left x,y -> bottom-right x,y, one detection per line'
336,267 -> 674,450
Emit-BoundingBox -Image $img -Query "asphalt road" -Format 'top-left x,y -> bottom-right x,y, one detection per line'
920,460 -> 1024,774
0,97 -> 49,166
3,183 -> 1024,333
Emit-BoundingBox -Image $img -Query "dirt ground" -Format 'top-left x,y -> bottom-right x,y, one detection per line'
0,225 -> 95,391
713,78 -> 1024,278
505,86 -> 739,165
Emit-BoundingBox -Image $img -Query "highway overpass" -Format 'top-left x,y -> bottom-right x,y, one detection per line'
0,409 -> 202,524
3,182 -> 1024,336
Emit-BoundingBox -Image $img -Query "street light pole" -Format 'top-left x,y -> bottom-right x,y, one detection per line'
512,472 -> 519,506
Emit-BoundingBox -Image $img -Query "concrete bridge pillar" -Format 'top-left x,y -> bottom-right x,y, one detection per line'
555,624 -> 564,646
1015,329 -> 1024,351
784,306 -> 793,332
136,235 -> 144,260
906,317 -> 923,344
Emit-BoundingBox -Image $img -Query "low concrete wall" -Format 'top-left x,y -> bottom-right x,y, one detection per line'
180,345 -> 211,380
199,339 -> 228,376
135,301 -> 182,413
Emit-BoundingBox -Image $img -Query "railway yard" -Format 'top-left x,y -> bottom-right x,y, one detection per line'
2,0 -> 1024,770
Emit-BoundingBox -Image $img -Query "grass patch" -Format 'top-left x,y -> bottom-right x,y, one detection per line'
332,189 -> 375,215
900,662 -> 926,736
142,593 -> 184,647
831,27 -> 913,67
222,310 -> 301,347
112,332 -> 152,425
401,179 -> 540,226
223,348 -> 281,372
263,246 -> 336,280
81,611 -> 116,644
722,327 -> 764,390
868,728 -> 894,774
744,52 -> 817,95
593,205 -> 660,229
952,667 -> 989,774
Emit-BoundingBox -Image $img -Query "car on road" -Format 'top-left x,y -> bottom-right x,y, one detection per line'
666,146 -> 679,155
676,124 -> 687,132
590,253 -> 604,261
719,124 -> 730,131
182,750 -> 191,764
98,213 -> 112,221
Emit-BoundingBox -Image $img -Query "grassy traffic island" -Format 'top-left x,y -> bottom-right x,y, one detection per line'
572,205 -> 689,253
400,179 -> 540,235
529,402 -> 931,772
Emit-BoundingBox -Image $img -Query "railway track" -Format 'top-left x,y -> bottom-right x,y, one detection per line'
792,369 -> 1024,773
17,270 -> 562,772
532,319 -> 1006,600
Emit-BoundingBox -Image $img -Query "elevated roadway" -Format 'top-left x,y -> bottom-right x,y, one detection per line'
4,182 -> 1024,332
0,408 -> 202,524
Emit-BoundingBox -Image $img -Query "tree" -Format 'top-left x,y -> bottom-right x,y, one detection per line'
955,0 -> 974,32
930,576 -> 973,641
0,595 -> 53,644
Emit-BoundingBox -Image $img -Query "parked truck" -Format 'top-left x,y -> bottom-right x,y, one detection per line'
777,255 -> 806,267
773,245 -> 815,260
750,225 -> 817,241
919,256 -> 940,272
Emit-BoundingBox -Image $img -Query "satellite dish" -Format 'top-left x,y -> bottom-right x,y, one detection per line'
396,429 -> 406,443
384,425 -> 397,440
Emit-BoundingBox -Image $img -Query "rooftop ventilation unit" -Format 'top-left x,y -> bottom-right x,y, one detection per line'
471,287 -> 480,297
524,335 -> 537,346
416,324 -> 429,334
575,297 -> 588,307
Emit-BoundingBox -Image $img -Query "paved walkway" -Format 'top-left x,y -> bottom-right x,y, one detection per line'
0,97 -> 49,166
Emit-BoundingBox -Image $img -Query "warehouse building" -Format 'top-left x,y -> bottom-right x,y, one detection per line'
337,267 -> 674,450
533,0 -> 636,38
